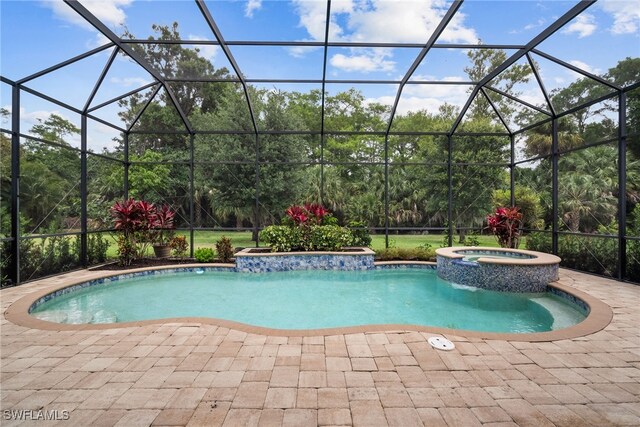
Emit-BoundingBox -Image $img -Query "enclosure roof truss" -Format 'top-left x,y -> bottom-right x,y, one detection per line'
1,0 -> 631,136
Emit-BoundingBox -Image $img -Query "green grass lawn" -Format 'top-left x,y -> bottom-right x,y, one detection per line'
104,230 -> 506,258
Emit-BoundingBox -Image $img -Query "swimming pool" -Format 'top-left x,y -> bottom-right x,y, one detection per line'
29,267 -> 586,333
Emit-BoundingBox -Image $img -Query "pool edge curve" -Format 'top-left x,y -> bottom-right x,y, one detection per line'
4,263 -> 613,342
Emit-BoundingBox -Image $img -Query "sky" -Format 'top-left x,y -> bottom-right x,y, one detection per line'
0,0 -> 639,151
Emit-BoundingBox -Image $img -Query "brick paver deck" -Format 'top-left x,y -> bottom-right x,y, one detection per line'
1,268 -> 639,426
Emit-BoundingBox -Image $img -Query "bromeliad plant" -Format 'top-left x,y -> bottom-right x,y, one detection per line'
487,206 -> 523,249
110,198 -> 176,265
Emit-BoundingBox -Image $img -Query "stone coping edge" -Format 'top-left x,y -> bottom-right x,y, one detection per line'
436,246 -> 561,266
4,263 -> 612,342
235,247 -> 375,257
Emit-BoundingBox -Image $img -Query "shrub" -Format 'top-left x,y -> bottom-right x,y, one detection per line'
464,234 -> 480,247
323,214 -> 339,226
110,198 -> 177,265
375,247 -> 435,261
526,231 -> 618,277
487,206 -> 523,248
628,240 -> 640,282
525,231 -> 552,253
169,235 -> 188,257
305,225 -> 353,251
194,247 -> 215,263
87,233 -> 109,265
262,203 -> 361,252
116,235 -> 137,266
348,220 -> 372,247
215,236 -> 234,263
260,226 -> 302,252
2,233 -> 108,286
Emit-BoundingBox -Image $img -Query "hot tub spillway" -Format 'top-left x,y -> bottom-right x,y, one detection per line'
435,247 -> 561,293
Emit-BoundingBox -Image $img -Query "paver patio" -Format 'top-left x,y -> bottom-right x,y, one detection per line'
1,268 -> 639,426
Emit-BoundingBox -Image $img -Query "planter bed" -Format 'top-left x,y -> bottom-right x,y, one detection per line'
235,247 -> 375,272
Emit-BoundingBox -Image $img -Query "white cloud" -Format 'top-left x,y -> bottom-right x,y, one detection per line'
332,0 -> 477,44
87,120 -> 122,151
568,60 -> 601,76
518,88 -> 548,107
19,107 -> 59,126
510,18 -> 546,34
43,0 -> 131,31
288,45 -> 322,58
293,0 -> 350,41
109,77 -> 152,87
330,49 -> 395,73
562,13 -> 597,38
87,32 -> 111,49
600,0 -> 640,34
245,0 -> 262,18
187,36 -> 220,62
407,80 -> 469,100
525,19 -> 546,31
365,79 -> 470,115
291,0 -> 477,74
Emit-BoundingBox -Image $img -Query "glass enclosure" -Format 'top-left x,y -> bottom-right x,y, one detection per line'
1,0 -> 638,285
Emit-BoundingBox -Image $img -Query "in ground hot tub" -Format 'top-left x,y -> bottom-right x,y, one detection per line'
436,247 -> 561,292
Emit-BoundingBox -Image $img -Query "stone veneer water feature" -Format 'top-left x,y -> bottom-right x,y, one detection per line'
436,247 -> 561,293
235,247 -> 375,273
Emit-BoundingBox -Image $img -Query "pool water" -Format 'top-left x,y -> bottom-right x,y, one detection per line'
460,251 -> 535,263
30,269 -> 586,333
463,255 -> 520,262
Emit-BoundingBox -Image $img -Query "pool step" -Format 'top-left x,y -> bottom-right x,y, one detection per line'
90,310 -> 118,324
31,310 -> 68,323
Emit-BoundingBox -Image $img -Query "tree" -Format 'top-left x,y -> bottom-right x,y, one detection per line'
464,48 -> 532,120
13,115 -> 83,232
558,145 -> 619,232
118,23 -> 235,154
606,57 -> 640,158
192,88 -> 310,238
423,118 -> 509,242
493,186 -> 544,230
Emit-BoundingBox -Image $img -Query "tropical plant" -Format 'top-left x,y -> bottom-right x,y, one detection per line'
152,204 -> 176,246
215,236 -> 234,263
285,205 -> 308,225
169,235 -> 188,257
487,207 -> 523,249
194,247 -> 215,263
347,220 -> 372,247
110,198 -> 177,264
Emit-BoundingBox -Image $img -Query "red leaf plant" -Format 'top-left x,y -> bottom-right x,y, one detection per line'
111,198 -> 147,237
153,204 -> 176,245
285,205 -> 308,225
111,199 -> 177,264
304,203 -> 328,224
285,203 -> 331,226
486,206 -> 523,249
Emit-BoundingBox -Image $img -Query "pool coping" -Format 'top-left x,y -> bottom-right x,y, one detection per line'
235,247 -> 376,257
4,263 -> 612,342
436,246 -> 561,266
